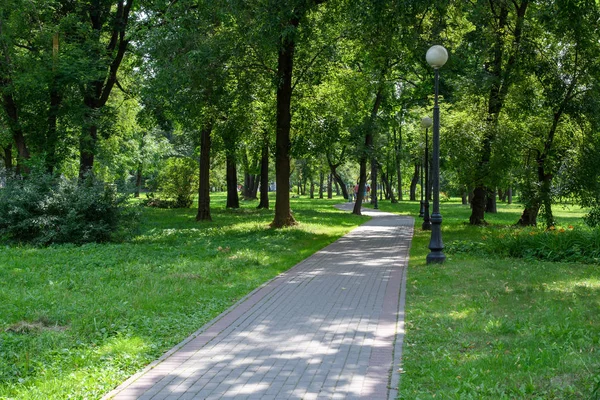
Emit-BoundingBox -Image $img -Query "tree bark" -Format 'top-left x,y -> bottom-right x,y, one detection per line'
327,173 -> 332,199
196,123 -> 212,221
327,160 -> 348,199
257,136 -> 269,209
271,17 -> 299,228
134,163 -> 142,198
486,188 -> 497,213
353,86 -> 383,215
226,151 -> 240,208
318,171 -> 324,199
79,1 -> 133,177
2,145 -> 12,170
469,1 -> 528,225
470,186 -> 488,225
394,125 -> 403,201
409,162 -> 419,201
370,158 -> 378,208
2,92 -> 30,174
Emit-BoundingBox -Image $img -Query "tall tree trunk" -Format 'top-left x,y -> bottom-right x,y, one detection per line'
379,165 -> 396,203
461,191 -> 468,205
271,18 -> 299,228
310,180 -> 315,199
2,145 -> 12,170
327,173 -> 332,199
251,174 -> 260,199
79,1 -> 133,177
2,92 -> 30,174
134,163 -> 142,198
394,125 -> 403,201
409,162 -> 419,201
486,188 -> 497,213
257,136 -> 269,209
318,172 -> 324,199
353,86 -> 383,215
196,123 -> 212,221
327,162 -> 348,199
470,1 -> 528,225
226,152 -> 240,209
507,187 -> 513,204
79,121 -> 98,178
45,81 -> 62,174
470,186 -> 487,224
371,158 -> 378,208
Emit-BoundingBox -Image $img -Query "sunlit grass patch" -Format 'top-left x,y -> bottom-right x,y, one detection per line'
0,193 -> 366,399
377,198 -> 599,399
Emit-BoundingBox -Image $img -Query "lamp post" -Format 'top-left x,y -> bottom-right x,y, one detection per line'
421,116 -> 432,230
426,45 -> 447,264
419,148 -> 424,217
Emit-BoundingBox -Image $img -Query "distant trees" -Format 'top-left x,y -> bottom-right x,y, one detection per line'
1,0 -> 599,229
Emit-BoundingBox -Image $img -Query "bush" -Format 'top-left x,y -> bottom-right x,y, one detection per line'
584,206 -> 600,228
148,157 -> 198,208
0,172 -> 139,245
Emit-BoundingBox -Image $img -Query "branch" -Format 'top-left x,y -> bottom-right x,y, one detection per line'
292,35 -> 343,91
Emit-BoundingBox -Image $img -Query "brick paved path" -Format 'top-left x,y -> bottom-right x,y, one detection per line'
103,205 -> 414,400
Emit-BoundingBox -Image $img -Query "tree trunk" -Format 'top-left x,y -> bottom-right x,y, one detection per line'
226,152 -> 239,209
470,1 -> 528,225
328,162 -> 348,199
318,172 -> 324,199
517,203 -> 539,226
380,165 -> 396,204
257,137 -> 269,209
310,180 -> 315,199
394,124 -> 403,201
327,174 -> 333,199
370,158 -> 378,208
353,86 -> 383,216
470,186 -> 487,225
2,145 -> 12,170
79,123 -> 98,178
2,92 -> 30,174
271,18 -> 299,228
507,187 -> 513,204
468,189 -> 474,207
486,188 -> 497,213
251,174 -> 260,199
461,191 -> 468,205
409,163 -> 419,201
196,123 -> 212,221
134,164 -> 142,198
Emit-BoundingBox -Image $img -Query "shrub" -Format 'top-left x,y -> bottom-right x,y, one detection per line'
0,172 -> 139,245
148,157 -> 198,208
584,206 -> 600,228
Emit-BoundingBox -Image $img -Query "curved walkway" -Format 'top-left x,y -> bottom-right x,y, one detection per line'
103,205 -> 414,400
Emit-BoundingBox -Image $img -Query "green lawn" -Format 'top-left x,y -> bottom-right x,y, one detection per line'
2,194 -> 598,399
374,199 -> 600,399
0,194 -> 367,399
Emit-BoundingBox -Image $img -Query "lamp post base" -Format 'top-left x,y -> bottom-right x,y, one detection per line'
426,251 -> 446,264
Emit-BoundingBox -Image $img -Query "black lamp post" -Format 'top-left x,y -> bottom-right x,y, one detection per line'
426,45 -> 447,264
418,152 -> 424,217
421,116 -> 432,230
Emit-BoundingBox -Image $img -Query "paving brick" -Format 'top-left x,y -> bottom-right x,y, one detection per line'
103,205 -> 413,400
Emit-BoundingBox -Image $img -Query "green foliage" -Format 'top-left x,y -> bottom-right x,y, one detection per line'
447,227 -> 600,264
584,206 -> 600,228
0,172 -> 138,245
148,157 -> 198,208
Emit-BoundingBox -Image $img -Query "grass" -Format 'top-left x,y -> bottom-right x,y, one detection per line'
2,193 -> 599,399
373,198 -> 600,399
0,193 -> 367,399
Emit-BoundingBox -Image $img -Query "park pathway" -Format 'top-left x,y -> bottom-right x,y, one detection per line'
103,204 -> 414,400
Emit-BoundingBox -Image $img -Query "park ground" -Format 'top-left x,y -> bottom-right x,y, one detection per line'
0,194 -> 599,399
